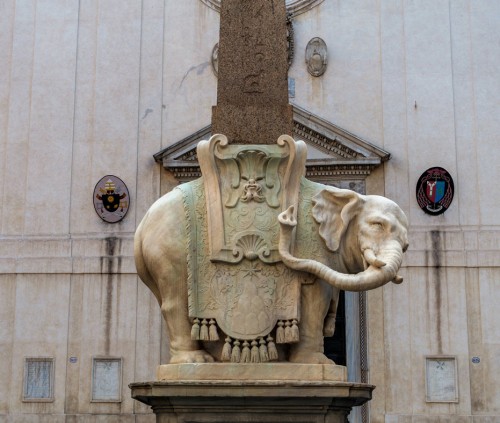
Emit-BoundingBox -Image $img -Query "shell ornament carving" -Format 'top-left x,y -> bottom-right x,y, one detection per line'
233,234 -> 271,261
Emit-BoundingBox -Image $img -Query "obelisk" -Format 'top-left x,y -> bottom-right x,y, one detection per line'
131,2 -> 377,421
212,0 -> 293,144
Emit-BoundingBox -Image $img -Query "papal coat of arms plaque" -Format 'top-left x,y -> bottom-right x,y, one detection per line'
93,175 -> 130,223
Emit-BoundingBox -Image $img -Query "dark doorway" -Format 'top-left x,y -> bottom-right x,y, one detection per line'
323,291 -> 346,366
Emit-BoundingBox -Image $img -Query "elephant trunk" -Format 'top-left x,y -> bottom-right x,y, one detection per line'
278,206 -> 403,292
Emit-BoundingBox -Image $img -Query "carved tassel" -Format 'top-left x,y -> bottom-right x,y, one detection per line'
276,321 -> 285,344
267,336 -> 278,361
231,340 -> 241,363
290,319 -> 300,343
284,320 -> 292,343
241,341 -> 251,363
221,337 -> 232,362
209,319 -> 219,341
259,338 -> 269,362
191,318 -> 200,340
200,319 -> 209,341
251,340 -> 260,363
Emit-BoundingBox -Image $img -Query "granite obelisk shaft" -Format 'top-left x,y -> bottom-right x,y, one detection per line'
212,0 -> 293,144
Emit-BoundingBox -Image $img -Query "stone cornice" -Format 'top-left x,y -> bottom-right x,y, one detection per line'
292,105 -> 390,161
154,105 -> 390,183
1,228 -> 499,274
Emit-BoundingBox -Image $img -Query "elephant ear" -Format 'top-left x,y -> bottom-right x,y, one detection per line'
312,187 -> 364,252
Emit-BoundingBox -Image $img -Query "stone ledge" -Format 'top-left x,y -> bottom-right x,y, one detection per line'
0,257 -> 137,274
130,379 -> 374,422
2,252 -> 500,274
130,378 -> 373,406
403,250 -> 500,267
156,363 -> 347,382
0,414 -> 154,422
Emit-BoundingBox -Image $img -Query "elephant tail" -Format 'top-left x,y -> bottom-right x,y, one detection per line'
134,217 -> 163,306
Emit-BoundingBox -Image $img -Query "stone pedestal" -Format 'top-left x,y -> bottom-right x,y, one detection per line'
130,364 -> 374,423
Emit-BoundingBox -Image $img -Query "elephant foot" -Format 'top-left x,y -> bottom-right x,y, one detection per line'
289,350 -> 334,365
170,349 -> 215,364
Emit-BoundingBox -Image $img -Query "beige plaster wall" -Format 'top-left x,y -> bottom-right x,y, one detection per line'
0,0 -> 498,421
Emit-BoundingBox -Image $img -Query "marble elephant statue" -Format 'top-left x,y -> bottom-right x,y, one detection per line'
134,176 -> 409,365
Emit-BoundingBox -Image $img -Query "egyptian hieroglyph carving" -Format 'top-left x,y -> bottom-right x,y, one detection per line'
198,0 -> 326,18
213,0 -> 292,145
134,136 -> 409,365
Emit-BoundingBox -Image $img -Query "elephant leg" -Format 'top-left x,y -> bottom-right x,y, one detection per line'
156,252 -> 215,364
141,189 -> 215,364
158,272 -> 215,364
289,279 -> 335,364
323,289 -> 339,337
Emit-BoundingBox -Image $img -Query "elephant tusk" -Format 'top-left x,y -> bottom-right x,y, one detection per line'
363,248 -> 386,268
392,275 -> 404,284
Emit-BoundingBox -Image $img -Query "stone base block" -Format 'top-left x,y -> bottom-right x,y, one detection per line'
131,379 -> 373,423
156,363 -> 347,382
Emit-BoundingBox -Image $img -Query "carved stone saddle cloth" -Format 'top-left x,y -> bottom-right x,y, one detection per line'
177,136 -> 312,344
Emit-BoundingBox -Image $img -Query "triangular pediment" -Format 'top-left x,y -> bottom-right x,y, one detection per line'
154,105 -> 390,186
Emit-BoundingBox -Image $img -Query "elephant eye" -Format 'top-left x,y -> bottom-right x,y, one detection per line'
369,220 -> 385,230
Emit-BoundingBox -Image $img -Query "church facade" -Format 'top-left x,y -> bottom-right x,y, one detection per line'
0,1 -> 499,422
